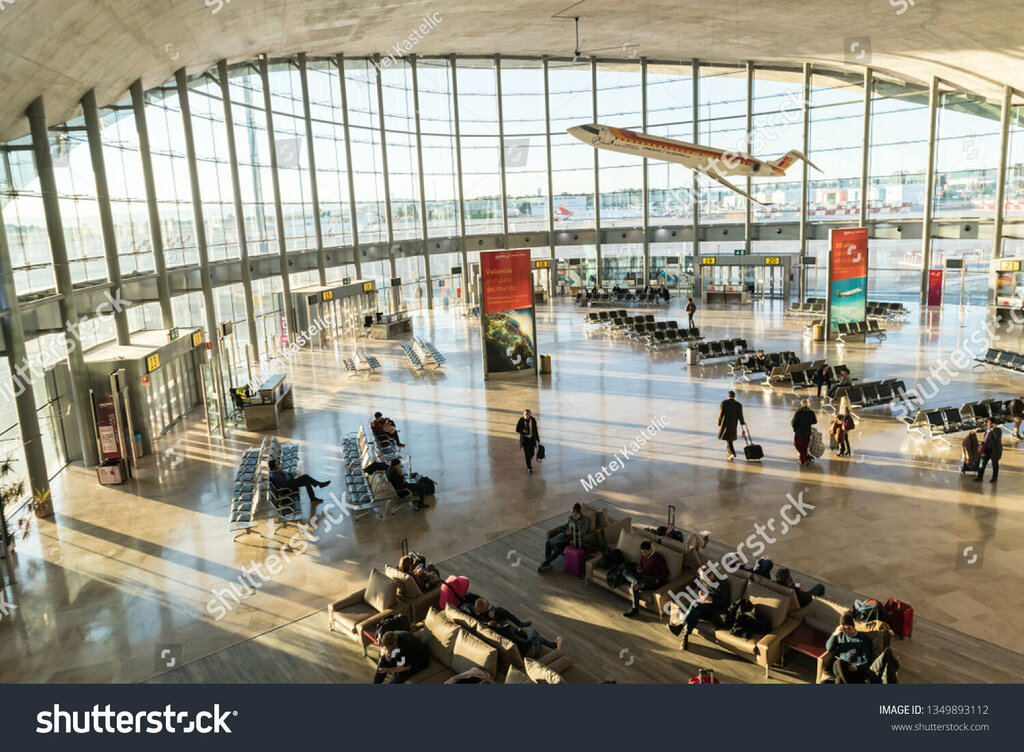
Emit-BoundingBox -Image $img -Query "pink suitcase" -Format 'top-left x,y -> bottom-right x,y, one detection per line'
564,545 -> 586,577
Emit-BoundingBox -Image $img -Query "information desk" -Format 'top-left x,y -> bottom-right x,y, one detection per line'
369,312 -> 413,340
243,378 -> 294,431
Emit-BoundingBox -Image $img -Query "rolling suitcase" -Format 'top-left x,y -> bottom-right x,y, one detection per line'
742,426 -> 764,461
564,526 -> 586,578
688,668 -> 720,684
884,598 -> 914,638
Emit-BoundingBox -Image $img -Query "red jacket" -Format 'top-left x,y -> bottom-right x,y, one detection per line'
638,551 -> 669,583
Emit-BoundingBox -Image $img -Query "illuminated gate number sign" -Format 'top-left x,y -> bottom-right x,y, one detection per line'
146,353 -> 160,373
764,257 -> 781,265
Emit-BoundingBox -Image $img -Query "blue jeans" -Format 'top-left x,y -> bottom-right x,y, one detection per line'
683,602 -> 718,636
543,532 -> 570,565
622,568 -> 659,609
977,454 -> 999,480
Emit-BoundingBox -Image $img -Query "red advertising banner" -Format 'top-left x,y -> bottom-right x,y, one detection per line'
480,249 -> 533,314
927,268 -> 944,307
827,227 -> 869,331
830,228 -> 868,282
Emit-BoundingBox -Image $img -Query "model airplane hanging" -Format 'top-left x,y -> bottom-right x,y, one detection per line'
568,123 -> 821,204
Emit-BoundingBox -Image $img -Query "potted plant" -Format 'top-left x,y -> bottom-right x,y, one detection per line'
0,455 -> 26,556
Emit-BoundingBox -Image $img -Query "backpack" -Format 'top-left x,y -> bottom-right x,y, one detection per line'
418,475 -> 436,495
374,612 -> 411,643
600,547 -> 625,570
752,558 -> 773,578
606,563 -> 626,589
654,525 -> 684,542
854,598 -> 887,624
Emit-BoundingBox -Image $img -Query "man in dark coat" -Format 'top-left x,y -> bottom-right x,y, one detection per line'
791,400 -> 818,465
974,417 -> 1003,483
515,409 -> 540,474
717,391 -> 745,460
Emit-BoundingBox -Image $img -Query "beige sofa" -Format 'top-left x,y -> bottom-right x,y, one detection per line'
364,606 -> 600,684
586,526 -> 701,617
328,568 -> 401,651
786,596 -> 894,683
544,501 -> 632,557
384,564 -> 440,622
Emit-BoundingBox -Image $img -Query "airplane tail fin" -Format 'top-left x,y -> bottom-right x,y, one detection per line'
771,149 -> 821,173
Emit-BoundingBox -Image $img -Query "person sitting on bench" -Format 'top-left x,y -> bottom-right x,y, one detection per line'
825,611 -> 900,684
373,630 -> 429,684
268,459 -> 329,505
371,412 -> 405,448
828,368 -> 852,398
622,540 -> 669,618
386,458 -> 427,509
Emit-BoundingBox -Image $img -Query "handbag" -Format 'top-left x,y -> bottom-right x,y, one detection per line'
536,444 -> 546,461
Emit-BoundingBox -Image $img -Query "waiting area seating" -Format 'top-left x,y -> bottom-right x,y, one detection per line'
729,351 -> 798,380
829,379 -> 911,413
692,338 -> 754,363
576,290 -> 668,307
645,323 -> 703,351
343,350 -> 382,376
835,319 -> 887,342
411,337 -> 447,369
341,425 -> 410,520
785,301 -> 825,317
904,398 -> 1012,444
229,447 -> 262,537
974,348 -> 1024,373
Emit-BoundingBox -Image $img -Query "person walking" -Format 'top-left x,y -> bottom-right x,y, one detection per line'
974,417 -> 1002,483
685,297 -> 697,328
717,391 -> 745,460
791,400 -> 818,466
515,409 -> 540,474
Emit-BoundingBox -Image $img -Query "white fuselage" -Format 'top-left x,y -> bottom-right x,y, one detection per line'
567,123 -> 783,178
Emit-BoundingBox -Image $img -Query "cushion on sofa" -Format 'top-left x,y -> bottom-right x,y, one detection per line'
660,546 -> 685,579
616,529 -> 646,563
475,624 -> 524,670
451,629 -> 498,677
504,666 -> 536,684
423,608 -> 461,664
364,568 -> 398,611
546,656 -> 573,675
596,509 -> 611,530
749,595 -> 789,631
579,505 -> 598,533
444,604 -> 479,630
385,565 -> 422,598
724,574 -> 747,603
746,579 -> 799,612
712,629 -> 758,656
523,656 -> 564,684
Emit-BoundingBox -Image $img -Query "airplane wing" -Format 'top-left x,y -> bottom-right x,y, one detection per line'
703,171 -> 768,205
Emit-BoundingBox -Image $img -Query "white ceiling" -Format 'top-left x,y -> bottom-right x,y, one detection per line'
1,0 -> 1023,141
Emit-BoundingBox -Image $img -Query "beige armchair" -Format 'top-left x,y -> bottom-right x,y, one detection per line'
385,565 -> 440,622
328,568 -> 399,653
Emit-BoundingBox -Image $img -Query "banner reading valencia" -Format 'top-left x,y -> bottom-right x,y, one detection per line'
480,249 -> 537,376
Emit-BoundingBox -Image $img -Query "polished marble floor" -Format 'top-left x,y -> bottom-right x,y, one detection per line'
1,297 -> 1022,683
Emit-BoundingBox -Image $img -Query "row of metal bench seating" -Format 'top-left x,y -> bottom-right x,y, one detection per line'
904,399 -> 1013,444
229,448 -> 262,535
402,338 -> 447,370
975,348 -> 1024,373
263,436 -> 304,525
691,339 -> 753,363
786,301 -> 825,317
763,359 -> 834,390
835,319 -> 887,341
788,300 -> 909,321
343,351 -> 382,376
576,292 -> 668,306
644,326 -> 703,350
829,379 -> 911,412
729,351 -> 798,379
341,425 -> 408,520
584,309 -> 631,324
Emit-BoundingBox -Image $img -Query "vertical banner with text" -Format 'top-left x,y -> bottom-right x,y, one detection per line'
927,268 -> 944,307
480,249 -> 537,378
826,227 -> 869,333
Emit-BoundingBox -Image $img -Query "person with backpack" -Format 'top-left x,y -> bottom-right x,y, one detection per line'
1009,394 -> 1024,439
685,297 -> 697,328
717,390 -> 746,460
791,400 -> 818,466
830,410 -> 855,457
537,503 -> 590,572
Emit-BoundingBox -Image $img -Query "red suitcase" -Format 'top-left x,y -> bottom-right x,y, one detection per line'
688,668 -> 720,684
564,526 -> 586,577
884,598 -> 914,638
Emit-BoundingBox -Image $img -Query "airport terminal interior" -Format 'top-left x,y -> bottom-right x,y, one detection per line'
2,0 -> 1024,686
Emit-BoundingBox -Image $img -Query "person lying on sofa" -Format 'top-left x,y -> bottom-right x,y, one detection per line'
825,611 -> 900,684
537,503 -> 590,572
462,598 -> 532,629
668,564 -> 730,649
491,622 -> 562,659
373,630 -> 429,684
622,540 -> 669,618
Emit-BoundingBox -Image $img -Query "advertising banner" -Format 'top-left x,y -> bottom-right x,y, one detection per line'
480,249 -> 536,377
827,227 -> 869,332
927,268 -> 944,307
95,396 -> 122,461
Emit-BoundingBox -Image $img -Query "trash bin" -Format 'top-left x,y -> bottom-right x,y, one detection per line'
686,347 -> 699,365
539,354 -> 552,374
811,322 -> 824,342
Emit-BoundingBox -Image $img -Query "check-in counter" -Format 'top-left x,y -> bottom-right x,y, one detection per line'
368,312 -> 412,339
705,284 -> 753,305
243,373 -> 294,431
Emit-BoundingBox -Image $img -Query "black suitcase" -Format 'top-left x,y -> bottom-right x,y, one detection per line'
742,427 -> 763,461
